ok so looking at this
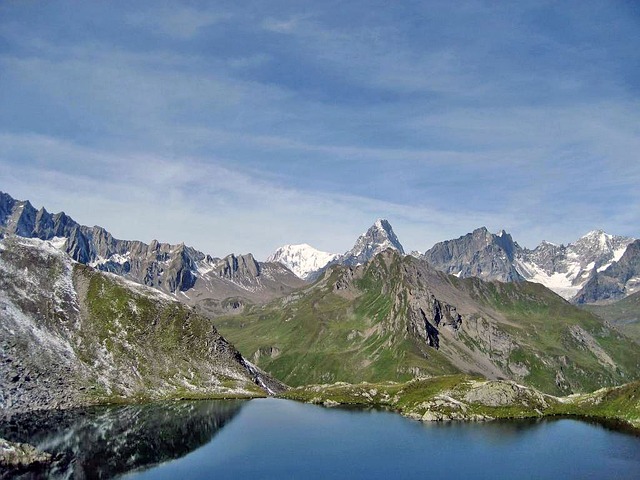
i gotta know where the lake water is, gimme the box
[2,398,640,479]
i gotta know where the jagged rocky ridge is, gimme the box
[0,236,284,417]
[421,227,522,282]
[7,191,636,305]
[339,219,405,266]
[573,239,640,304]
[420,227,636,302]
[0,192,305,315]
[216,249,640,395]
[267,217,637,304]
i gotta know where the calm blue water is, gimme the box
[2,398,640,479]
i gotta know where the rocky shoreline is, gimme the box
[0,437,53,477]
[279,375,640,432]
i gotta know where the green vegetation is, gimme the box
[216,255,461,387]
[280,377,640,431]
[582,292,640,343]
[216,252,640,395]
[73,264,268,402]
[280,375,555,422]
[550,382,640,429]
[452,277,640,394]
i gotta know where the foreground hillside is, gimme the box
[0,236,281,416]
[216,250,640,395]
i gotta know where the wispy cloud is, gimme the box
[0,1,638,256]
[126,6,231,39]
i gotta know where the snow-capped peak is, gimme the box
[341,219,405,266]
[267,244,339,280]
[515,230,635,300]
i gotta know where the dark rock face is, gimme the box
[574,240,640,304]
[216,253,260,280]
[422,227,523,282]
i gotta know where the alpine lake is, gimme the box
[2,397,640,479]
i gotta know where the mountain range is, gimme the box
[269,222,638,305]
[1,189,640,418]
[2,191,639,308]
[0,192,305,317]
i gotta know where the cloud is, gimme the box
[0,1,638,257]
[126,6,231,39]
[262,15,312,34]
[0,132,526,258]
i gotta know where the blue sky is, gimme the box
[1,1,639,258]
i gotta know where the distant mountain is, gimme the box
[339,219,405,266]
[419,226,635,302]
[573,239,640,304]
[420,227,522,282]
[267,244,339,280]
[0,236,282,416]
[268,219,404,281]
[516,230,635,300]
[3,191,636,306]
[0,191,305,314]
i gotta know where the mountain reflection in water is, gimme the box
[0,399,245,478]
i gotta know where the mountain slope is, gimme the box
[582,290,640,343]
[0,236,282,416]
[216,250,640,395]
[0,191,305,312]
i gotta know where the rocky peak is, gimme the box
[569,230,634,269]
[341,219,405,266]
[216,253,261,280]
[422,227,522,282]
[573,239,640,304]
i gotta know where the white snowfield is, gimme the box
[515,230,635,300]
[267,243,338,280]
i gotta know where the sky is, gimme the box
[1,0,639,259]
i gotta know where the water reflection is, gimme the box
[0,399,245,479]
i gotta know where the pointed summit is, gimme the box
[341,219,405,266]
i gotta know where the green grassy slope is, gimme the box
[453,278,640,393]
[0,237,272,415]
[581,291,640,343]
[216,251,640,394]
[217,254,461,386]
